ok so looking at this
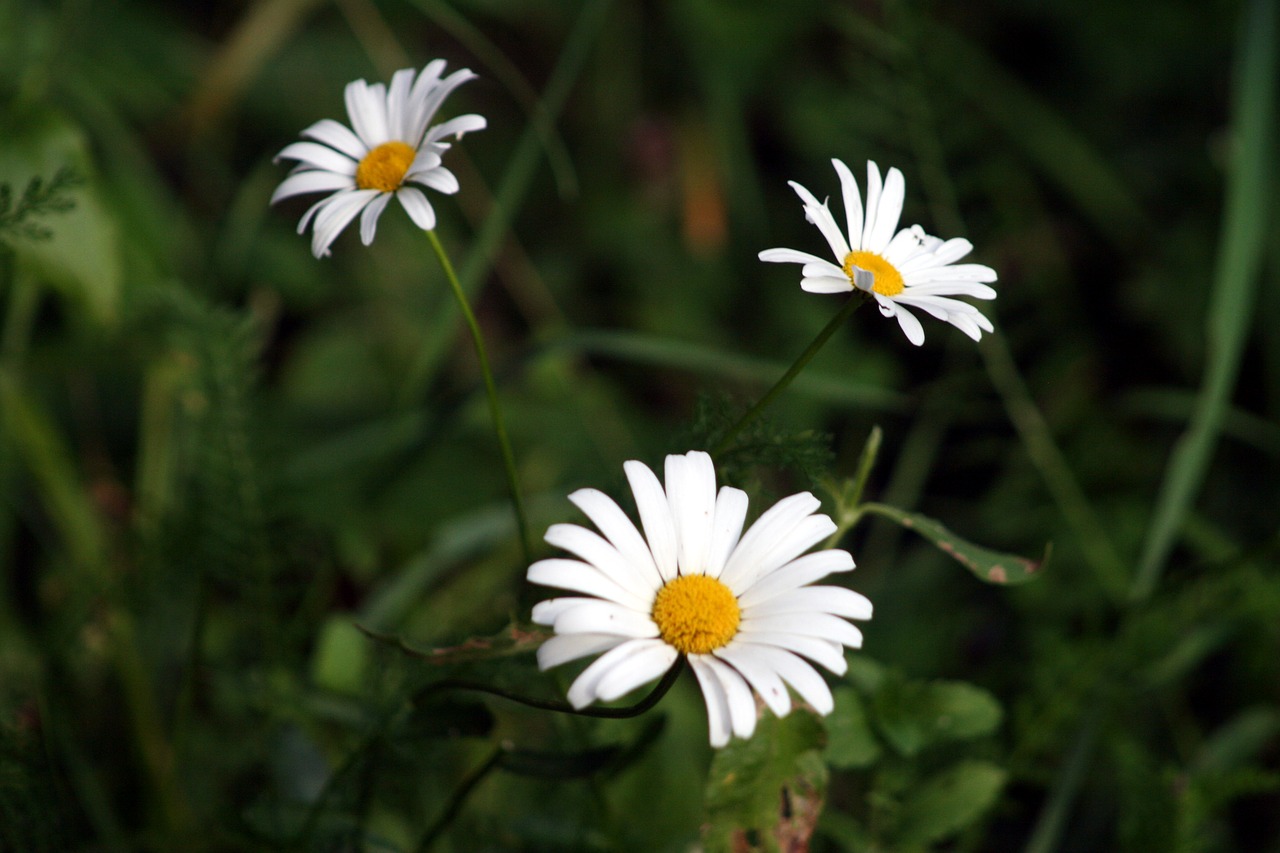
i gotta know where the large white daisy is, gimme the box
[528,450,872,747]
[759,159,998,346]
[271,60,486,258]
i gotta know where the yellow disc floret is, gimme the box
[843,250,905,297]
[355,141,417,192]
[651,574,741,655]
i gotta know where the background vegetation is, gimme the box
[1,0,1277,850]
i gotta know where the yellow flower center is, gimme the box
[651,575,740,655]
[355,141,417,192]
[843,250,904,297]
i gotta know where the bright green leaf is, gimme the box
[703,710,828,853]
[861,502,1046,584]
[892,760,1007,846]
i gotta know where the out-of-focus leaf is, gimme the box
[0,104,120,325]
[825,687,881,770]
[355,622,551,665]
[703,710,828,853]
[1192,707,1280,774]
[872,673,1002,757]
[310,617,372,696]
[861,502,1046,584]
[891,760,1007,846]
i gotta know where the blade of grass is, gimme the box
[1130,0,1276,602]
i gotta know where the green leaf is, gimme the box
[891,760,1007,846]
[861,502,1046,584]
[871,673,1003,757]
[703,710,828,853]
[0,104,121,325]
[355,622,551,665]
[310,618,372,696]
[824,687,882,770]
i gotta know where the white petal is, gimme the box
[747,514,837,585]
[412,67,479,145]
[358,192,391,245]
[300,118,368,160]
[860,161,884,253]
[905,264,999,285]
[310,189,378,258]
[426,114,487,142]
[566,640,651,709]
[801,276,854,294]
[700,655,759,740]
[928,236,974,266]
[385,67,416,142]
[689,656,732,747]
[528,558,650,610]
[901,280,998,299]
[946,311,984,341]
[832,158,864,253]
[744,586,873,621]
[801,260,849,279]
[595,641,679,702]
[666,451,716,576]
[715,644,791,718]
[733,633,848,674]
[274,141,357,175]
[625,460,679,581]
[740,612,864,649]
[737,550,856,609]
[544,523,656,604]
[344,79,387,147]
[553,599,658,639]
[758,247,835,267]
[536,632,625,670]
[395,186,436,230]
[787,180,850,261]
[707,487,748,579]
[270,170,353,204]
[720,492,821,591]
[531,596,594,626]
[892,302,926,346]
[406,148,443,175]
[868,166,905,253]
[740,645,835,715]
[568,488,662,589]
[410,166,460,195]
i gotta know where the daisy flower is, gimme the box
[271,60,486,258]
[759,159,998,346]
[528,450,872,748]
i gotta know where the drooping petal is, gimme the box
[358,192,391,245]
[890,300,926,346]
[743,645,835,715]
[310,189,378,257]
[716,644,791,718]
[594,640,679,702]
[536,632,625,670]
[689,656,732,747]
[395,186,437,230]
[426,114,487,142]
[566,640,652,709]
[732,633,848,675]
[700,655,759,740]
[409,166,460,195]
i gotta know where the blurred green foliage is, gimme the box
[1,0,1278,850]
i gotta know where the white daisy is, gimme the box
[528,450,872,748]
[271,60,486,258]
[759,159,998,346]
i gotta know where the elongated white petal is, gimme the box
[553,599,658,639]
[536,632,625,669]
[427,114,487,142]
[868,167,905,253]
[743,645,835,715]
[802,276,854,294]
[275,141,357,175]
[832,158,864,252]
[568,488,662,589]
[736,550,855,608]
[311,189,378,258]
[624,460,679,581]
[270,170,354,204]
[544,523,656,604]
[801,260,849,279]
[300,119,368,160]
[758,247,835,267]
[358,192,391,245]
[667,452,716,575]
[595,640,679,702]
[395,186,437,230]
[528,558,650,610]
[902,280,998,299]
[566,640,651,709]
[735,633,847,674]
[531,596,595,625]
[741,612,864,649]
[410,166,460,195]
[716,644,791,718]
[689,656,732,747]
[701,655,759,739]
[707,487,748,579]
[891,301,926,346]
[787,180,849,261]
[720,492,821,591]
[344,79,387,147]
[385,67,416,142]
[860,161,884,252]
[744,585,873,621]
[747,514,837,586]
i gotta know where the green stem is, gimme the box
[426,656,685,720]
[712,295,866,458]
[426,228,533,565]
[415,745,504,853]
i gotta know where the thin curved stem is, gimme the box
[426,656,686,720]
[426,228,533,564]
[711,295,867,458]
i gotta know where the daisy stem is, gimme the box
[426,657,686,720]
[426,228,533,565]
[712,294,867,458]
